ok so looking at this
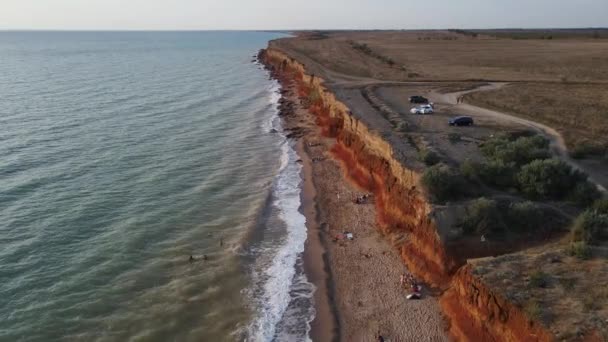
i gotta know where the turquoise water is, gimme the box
[0,31,313,341]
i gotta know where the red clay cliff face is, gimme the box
[441,265,554,342]
[259,47,554,341]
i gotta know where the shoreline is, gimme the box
[276,83,340,341]
[267,52,449,341]
[297,139,340,342]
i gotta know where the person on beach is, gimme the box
[203,254,208,261]
[189,255,195,263]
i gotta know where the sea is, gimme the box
[0,31,315,342]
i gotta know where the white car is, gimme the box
[410,104,434,114]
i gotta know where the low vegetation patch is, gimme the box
[460,197,505,235]
[421,163,464,203]
[571,209,608,245]
[448,133,461,143]
[593,199,608,213]
[529,271,550,288]
[480,134,550,166]
[517,159,584,199]
[397,122,409,132]
[466,133,600,205]
[506,201,545,232]
[568,241,592,260]
[459,198,559,236]
[349,40,396,67]
[418,149,441,166]
[478,160,517,189]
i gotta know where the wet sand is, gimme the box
[277,80,448,341]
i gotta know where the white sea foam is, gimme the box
[261,80,281,134]
[246,79,315,342]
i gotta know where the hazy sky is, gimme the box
[2,0,607,30]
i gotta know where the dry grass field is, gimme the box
[278,31,608,82]
[471,243,608,341]
[465,83,608,157]
[274,31,608,159]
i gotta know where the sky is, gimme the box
[1,0,607,30]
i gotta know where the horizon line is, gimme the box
[1,27,608,32]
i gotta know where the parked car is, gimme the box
[410,104,434,114]
[449,116,474,126]
[409,95,429,104]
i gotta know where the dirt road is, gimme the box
[431,84,607,192]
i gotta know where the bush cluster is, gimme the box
[460,159,478,182]
[507,201,545,232]
[460,198,505,234]
[418,149,441,166]
[459,198,549,236]
[517,159,584,199]
[448,133,461,143]
[480,134,550,165]
[568,241,592,260]
[529,271,549,288]
[571,209,608,245]
[421,163,464,203]
[397,122,409,132]
[467,134,601,206]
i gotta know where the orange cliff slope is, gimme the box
[258,47,555,342]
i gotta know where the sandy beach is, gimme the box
[275,70,449,341]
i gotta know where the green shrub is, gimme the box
[529,271,549,288]
[481,134,550,166]
[418,149,441,166]
[507,201,544,232]
[460,197,506,235]
[516,159,583,199]
[568,242,591,260]
[571,210,608,245]
[421,163,462,203]
[397,122,409,132]
[478,160,516,189]
[480,134,510,157]
[593,199,608,214]
[448,133,461,143]
[460,159,479,181]
[569,181,601,207]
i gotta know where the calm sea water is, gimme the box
[0,31,314,342]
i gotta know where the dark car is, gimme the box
[449,116,474,126]
[409,95,429,104]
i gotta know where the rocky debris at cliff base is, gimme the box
[354,193,373,204]
[285,127,307,139]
